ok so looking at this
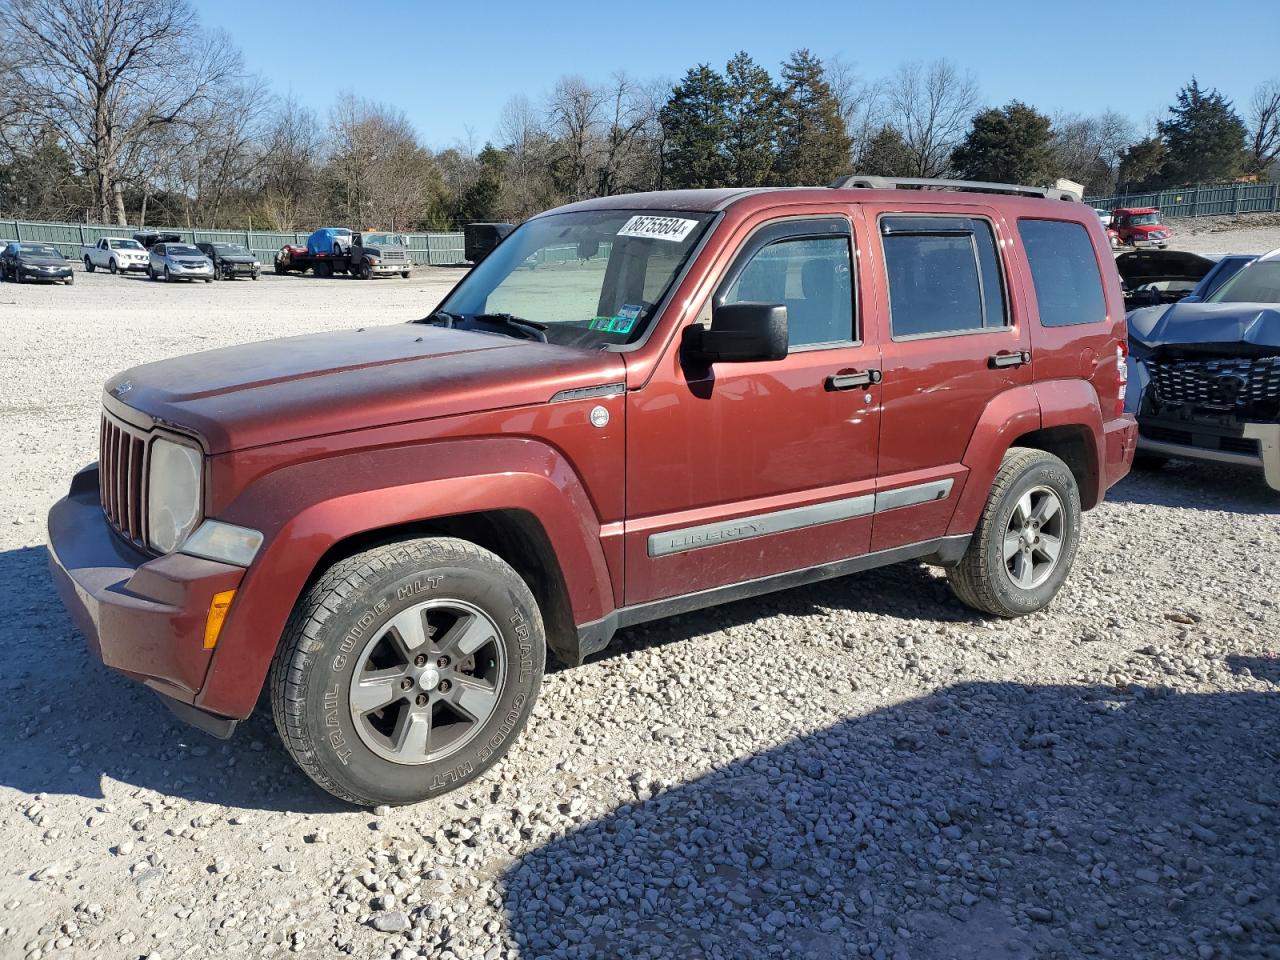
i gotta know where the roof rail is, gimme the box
[829,174,1079,202]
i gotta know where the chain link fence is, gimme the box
[0,220,466,266]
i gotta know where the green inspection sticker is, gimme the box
[609,303,644,334]
[589,316,613,330]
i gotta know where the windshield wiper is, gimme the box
[417,310,548,343]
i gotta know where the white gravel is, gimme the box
[1158,212,1280,256]
[1,264,1278,960]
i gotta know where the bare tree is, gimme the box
[594,73,661,196]
[1248,79,1280,177]
[825,54,885,169]
[3,0,241,223]
[1051,110,1134,196]
[885,59,980,177]
[326,95,438,230]
[547,75,605,202]
[256,97,325,230]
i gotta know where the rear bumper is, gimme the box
[1138,420,1280,490]
[46,466,245,724]
[1103,414,1138,490]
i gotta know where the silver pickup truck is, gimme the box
[81,237,150,274]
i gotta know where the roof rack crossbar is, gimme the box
[830,174,1078,202]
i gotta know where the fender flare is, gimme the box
[196,437,615,719]
[948,380,1105,537]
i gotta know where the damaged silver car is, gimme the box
[1126,249,1280,491]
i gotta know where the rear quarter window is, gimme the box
[1017,219,1107,327]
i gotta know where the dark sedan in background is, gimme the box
[0,241,74,284]
[196,241,262,280]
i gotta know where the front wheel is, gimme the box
[947,447,1081,617]
[359,261,372,280]
[270,537,545,806]
[109,258,118,274]
[164,266,172,282]
[65,273,74,285]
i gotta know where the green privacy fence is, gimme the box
[1084,181,1280,218]
[0,219,467,266]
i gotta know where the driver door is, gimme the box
[623,214,883,605]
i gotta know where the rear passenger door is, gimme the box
[860,204,1032,553]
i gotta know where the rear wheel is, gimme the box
[84,257,95,273]
[948,447,1081,617]
[270,537,545,806]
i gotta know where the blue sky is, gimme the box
[202,0,1280,148]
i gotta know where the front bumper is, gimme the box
[1138,419,1280,491]
[369,262,411,275]
[46,466,245,728]
[21,266,73,280]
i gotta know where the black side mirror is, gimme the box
[686,302,788,363]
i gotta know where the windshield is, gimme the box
[1125,213,1162,226]
[1208,261,1280,304]
[438,209,716,347]
[19,243,62,258]
[109,239,143,250]
[362,233,406,246]
[168,245,203,257]
[213,244,250,256]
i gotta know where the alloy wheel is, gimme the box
[348,598,507,765]
[1003,485,1065,590]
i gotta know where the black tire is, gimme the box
[164,266,172,282]
[947,447,1081,618]
[401,271,410,279]
[332,242,343,257]
[84,257,95,273]
[270,537,545,806]
[315,261,331,278]
[65,273,74,285]
[108,258,118,274]
[359,261,372,280]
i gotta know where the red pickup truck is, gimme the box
[47,176,1136,805]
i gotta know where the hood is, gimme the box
[20,255,68,266]
[362,245,406,257]
[1128,300,1280,354]
[104,323,625,454]
[1115,250,1214,286]
[218,254,257,264]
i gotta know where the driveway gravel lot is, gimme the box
[1,262,1278,960]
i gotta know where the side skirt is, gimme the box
[573,533,971,662]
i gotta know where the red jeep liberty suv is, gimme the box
[47,176,1137,805]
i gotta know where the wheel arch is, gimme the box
[196,438,617,719]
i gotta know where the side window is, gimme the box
[881,216,1008,338]
[720,231,855,348]
[1017,219,1107,327]
[154,244,164,255]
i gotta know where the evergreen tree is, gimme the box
[1117,137,1166,192]
[774,49,852,186]
[950,101,1055,185]
[659,65,731,189]
[858,126,917,177]
[723,52,780,187]
[1158,79,1248,184]
[455,144,504,223]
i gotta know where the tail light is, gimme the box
[1116,342,1128,416]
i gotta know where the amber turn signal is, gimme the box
[203,589,236,649]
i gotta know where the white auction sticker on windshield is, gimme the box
[617,215,699,242]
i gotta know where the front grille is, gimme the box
[1148,356,1280,418]
[381,251,408,263]
[100,413,149,548]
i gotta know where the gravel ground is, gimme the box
[1157,212,1280,256]
[1,265,1278,960]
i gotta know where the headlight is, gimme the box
[147,437,203,553]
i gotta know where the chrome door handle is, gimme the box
[827,369,882,391]
[989,351,1031,369]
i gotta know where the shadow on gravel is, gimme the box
[1229,654,1280,685]
[1111,461,1280,513]
[501,681,1280,960]
[0,545,345,812]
